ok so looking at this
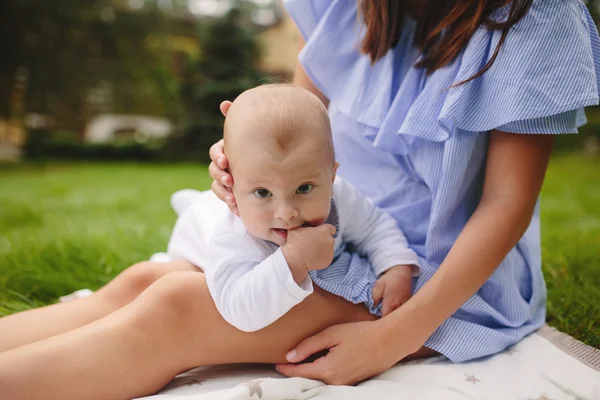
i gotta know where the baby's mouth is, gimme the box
[273,223,311,240]
[273,228,288,240]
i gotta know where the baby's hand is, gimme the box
[282,224,336,283]
[372,265,414,317]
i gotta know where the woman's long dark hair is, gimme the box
[359,0,533,85]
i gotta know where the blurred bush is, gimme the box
[10,1,600,161]
[553,107,600,155]
[16,2,265,162]
[0,0,177,135]
[168,7,264,162]
[24,128,168,161]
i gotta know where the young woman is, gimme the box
[1,1,597,399]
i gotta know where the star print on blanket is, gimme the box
[137,326,600,400]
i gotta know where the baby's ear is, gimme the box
[332,161,339,184]
[220,101,233,117]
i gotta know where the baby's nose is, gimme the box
[275,204,298,221]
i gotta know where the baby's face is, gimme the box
[230,144,335,246]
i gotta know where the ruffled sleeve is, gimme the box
[285,0,600,155]
[439,0,600,135]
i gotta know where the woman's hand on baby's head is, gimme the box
[209,100,237,214]
[209,139,238,216]
[282,224,336,274]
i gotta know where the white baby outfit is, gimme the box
[165,177,419,332]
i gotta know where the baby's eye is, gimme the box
[253,188,272,198]
[296,184,313,195]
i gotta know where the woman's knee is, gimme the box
[141,271,212,321]
[98,261,183,306]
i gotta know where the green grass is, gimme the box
[0,156,599,348]
[0,163,212,313]
[539,155,600,347]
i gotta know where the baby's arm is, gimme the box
[205,233,313,332]
[335,178,420,276]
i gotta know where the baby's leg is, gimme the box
[0,260,198,353]
[0,272,375,400]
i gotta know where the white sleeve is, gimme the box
[205,233,313,332]
[335,178,420,277]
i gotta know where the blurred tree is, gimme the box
[174,4,263,160]
[0,0,177,135]
[587,0,600,22]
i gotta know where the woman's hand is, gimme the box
[209,101,238,216]
[275,320,422,385]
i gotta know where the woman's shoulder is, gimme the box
[399,0,600,138]
[283,0,591,41]
[450,0,600,130]
[283,0,353,41]
[510,0,588,22]
[283,0,600,147]
[500,0,593,50]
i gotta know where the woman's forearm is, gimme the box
[380,132,554,356]
[381,196,535,349]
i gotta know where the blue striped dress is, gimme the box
[284,0,600,362]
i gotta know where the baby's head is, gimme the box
[224,84,337,246]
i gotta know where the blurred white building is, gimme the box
[85,114,173,143]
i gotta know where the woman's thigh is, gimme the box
[181,279,438,366]
[135,271,377,367]
[217,288,377,364]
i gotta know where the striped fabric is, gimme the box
[310,249,382,316]
[284,0,600,362]
[308,196,384,316]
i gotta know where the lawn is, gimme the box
[0,155,599,348]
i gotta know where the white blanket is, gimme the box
[137,326,600,400]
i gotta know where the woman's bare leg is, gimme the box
[0,260,198,352]
[0,271,378,400]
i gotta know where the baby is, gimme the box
[166,84,420,332]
